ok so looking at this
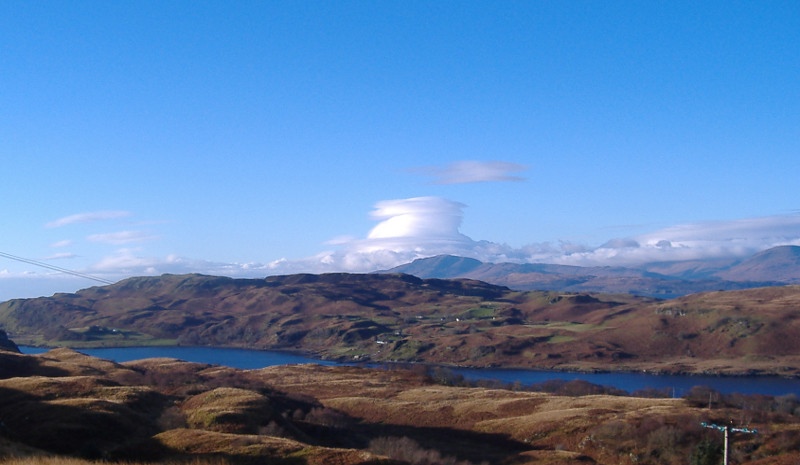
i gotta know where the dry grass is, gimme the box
[3,349,800,465]
[181,388,273,434]
[0,458,230,465]
[154,428,305,456]
[154,429,390,465]
[258,364,800,465]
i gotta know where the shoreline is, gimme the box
[18,343,800,382]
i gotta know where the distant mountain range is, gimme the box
[381,245,800,298]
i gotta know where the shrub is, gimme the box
[157,405,187,430]
[425,366,466,387]
[646,425,683,462]
[258,420,285,437]
[684,386,722,408]
[302,407,354,428]
[691,439,722,465]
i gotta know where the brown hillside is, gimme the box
[0,349,393,464]
[3,349,800,465]
[2,274,800,375]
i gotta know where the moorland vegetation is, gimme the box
[1,273,800,376]
[1,344,800,465]
[3,271,800,464]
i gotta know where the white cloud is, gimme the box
[90,248,161,273]
[551,214,800,266]
[50,239,73,248]
[367,197,470,242]
[229,200,800,274]
[637,215,800,248]
[8,198,800,302]
[46,210,131,228]
[331,197,475,267]
[81,251,272,281]
[87,230,158,245]
[414,160,527,184]
[299,206,800,272]
[44,252,78,260]
[251,197,539,272]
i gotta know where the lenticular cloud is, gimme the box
[310,197,479,270]
[367,197,469,242]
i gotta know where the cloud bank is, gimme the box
[5,200,800,301]
[264,199,800,274]
[73,201,800,279]
[290,200,800,273]
[555,215,800,267]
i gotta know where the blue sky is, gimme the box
[2,1,799,300]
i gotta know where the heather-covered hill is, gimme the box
[3,273,800,375]
[2,347,800,465]
[0,348,395,464]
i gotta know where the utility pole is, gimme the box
[701,422,757,465]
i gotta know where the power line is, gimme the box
[0,251,115,285]
[701,422,757,465]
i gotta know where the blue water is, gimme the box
[19,345,335,369]
[451,367,800,398]
[19,346,800,397]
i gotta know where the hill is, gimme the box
[0,347,393,464]
[2,273,800,376]
[382,245,800,297]
[1,347,800,465]
[716,245,800,282]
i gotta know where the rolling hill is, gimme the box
[2,272,800,376]
[3,346,800,465]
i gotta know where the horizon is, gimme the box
[3,1,799,301]
[2,243,798,302]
